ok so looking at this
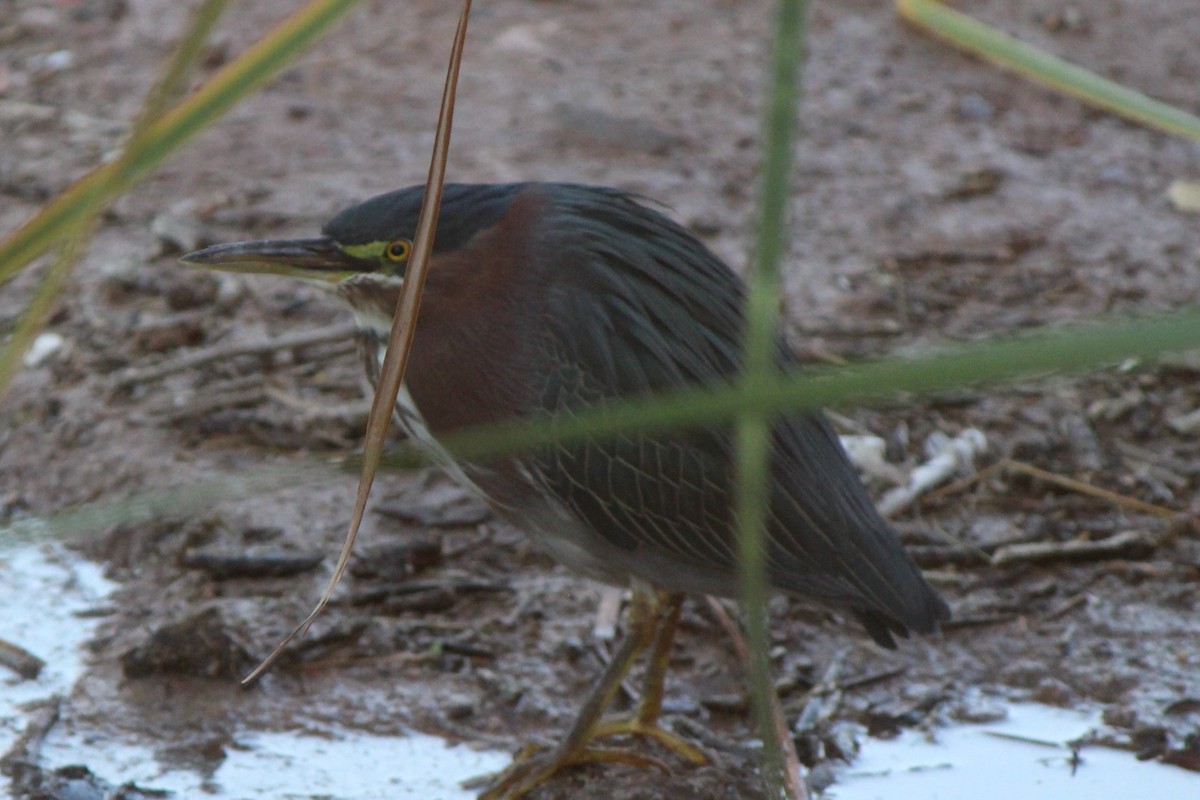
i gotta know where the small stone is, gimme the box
[702,692,747,714]
[1058,413,1103,471]
[1167,408,1200,435]
[1086,389,1144,422]
[951,696,1008,724]
[1008,430,1053,460]
[445,698,476,720]
[1131,724,1169,760]
[864,701,922,736]
[1102,705,1138,729]
[164,274,219,311]
[17,6,61,32]
[1032,677,1074,707]
[955,92,994,122]
[944,167,1004,200]
[287,103,315,121]
[351,539,443,581]
[998,658,1046,689]
[42,50,74,72]
[120,607,253,679]
[491,21,562,56]
[1076,669,1138,703]
[806,762,838,794]
[132,317,205,353]
[825,722,861,762]
[23,331,66,368]
[550,102,682,156]
[152,206,207,254]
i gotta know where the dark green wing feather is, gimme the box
[528,185,948,644]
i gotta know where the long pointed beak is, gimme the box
[180,237,372,283]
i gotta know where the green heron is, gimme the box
[182,182,949,798]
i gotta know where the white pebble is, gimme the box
[43,50,74,71]
[23,331,66,368]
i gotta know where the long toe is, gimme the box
[591,716,708,766]
[476,741,671,800]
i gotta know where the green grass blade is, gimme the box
[0,234,87,400]
[0,0,231,400]
[434,309,1200,467]
[134,0,230,134]
[897,0,1200,141]
[738,0,808,795]
[0,0,362,286]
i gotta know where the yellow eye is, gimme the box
[384,239,412,263]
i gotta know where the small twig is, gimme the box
[0,697,60,772]
[992,529,1163,567]
[111,322,356,389]
[1000,459,1180,519]
[924,457,1181,520]
[146,378,266,422]
[705,597,809,800]
[877,429,988,517]
[593,586,624,641]
[905,543,993,568]
[838,665,907,692]
[941,613,1019,630]
[983,730,1064,749]
[299,647,443,672]
[380,578,511,596]
[1042,592,1090,621]
[791,653,845,735]
[180,550,324,580]
[0,638,45,680]
[264,387,371,424]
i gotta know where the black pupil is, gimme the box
[390,243,405,259]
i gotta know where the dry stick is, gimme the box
[836,665,907,692]
[1000,458,1180,519]
[1042,592,1089,621]
[244,0,473,684]
[920,457,1181,520]
[992,529,1164,567]
[0,698,60,772]
[111,323,356,389]
[0,638,45,680]
[919,458,1184,567]
[705,596,809,800]
[151,383,266,423]
[301,649,443,671]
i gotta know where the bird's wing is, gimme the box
[528,186,947,640]
[529,186,743,570]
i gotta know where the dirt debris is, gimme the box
[3,0,1200,797]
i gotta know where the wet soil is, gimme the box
[3,0,1200,797]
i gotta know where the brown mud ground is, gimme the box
[3,0,1200,797]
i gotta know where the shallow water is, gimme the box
[4,545,1195,799]
[0,544,507,799]
[834,702,1197,800]
[40,726,509,799]
[0,544,114,730]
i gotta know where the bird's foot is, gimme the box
[474,718,706,800]
[476,741,668,800]
[591,715,708,766]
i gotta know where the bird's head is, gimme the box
[180,183,525,331]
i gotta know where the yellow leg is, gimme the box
[477,591,707,800]
[591,593,707,764]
